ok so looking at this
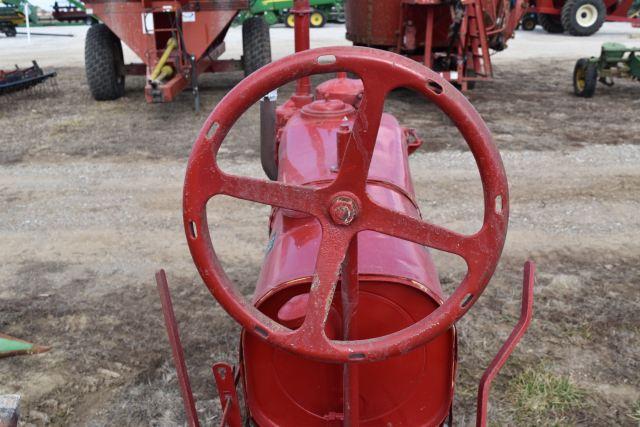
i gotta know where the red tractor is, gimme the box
[156,2,536,425]
[527,0,640,36]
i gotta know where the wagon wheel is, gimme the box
[183,47,509,363]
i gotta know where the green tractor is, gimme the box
[574,42,640,97]
[0,1,25,37]
[237,0,344,27]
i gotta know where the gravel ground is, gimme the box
[1,26,639,427]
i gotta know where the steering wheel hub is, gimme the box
[329,195,359,225]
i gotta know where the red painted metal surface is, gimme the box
[344,0,525,89]
[183,46,509,364]
[155,270,200,427]
[172,13,534,424]
[212,363,242,427]
[476,261,535,427]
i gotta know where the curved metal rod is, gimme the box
[476,261,535,427]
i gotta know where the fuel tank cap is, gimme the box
[301,99,355,118]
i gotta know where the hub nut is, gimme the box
[329,196,359,226]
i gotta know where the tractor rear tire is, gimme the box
[243,17,272,77]
[84,23,125,101]
[310,11,326,27]
[538,13,564,33]
[561,0,605,36]
[573,58,598,97]
[285,13,295,28]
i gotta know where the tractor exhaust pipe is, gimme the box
[260,90,278,180]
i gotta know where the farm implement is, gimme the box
[0,61,57,96]
[155,1,536,425]
[574,42,640,97]
[344,0,526,90]
[526,0,640,35]
[0,3,23,37]
[236,0,344,27]
[83,0,271,106]
[0,333,49,358]
[52,0,96,25]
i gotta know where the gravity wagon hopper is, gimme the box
[83,0,271,106]
[343,0,527,90]
[154,2,536,425]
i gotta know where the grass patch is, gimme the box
[508,364,586,425]
[630,400,640,422]
[49,117,86,136]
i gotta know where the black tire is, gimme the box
[5,26,17,37]
[84,23,125,101]
[538,13,564,33]
[521,16,537,31]
[310,10,326,27]
[561,0,605,36]
[573,58,598,97]
[242,17,271,77]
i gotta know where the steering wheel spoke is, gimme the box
[289,227,352,345]
[218,173,319,215]
[334,80,389,190]
[364,203,475,260]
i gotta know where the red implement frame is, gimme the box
[156,261,535,425]
[476,261,535,426]
[155,270,199,427]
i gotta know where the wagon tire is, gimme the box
[538,13,564,33]
[85,23,125,101]
[521,15,537,31]
[562,0,605,36]
[573,58,598,97]
[243,16,272,77]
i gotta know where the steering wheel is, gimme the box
[183,46,509,363]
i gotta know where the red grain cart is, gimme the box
[344,0,526,90]
[529,0,639,36]
[83,0,271,106]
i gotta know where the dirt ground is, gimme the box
[1,57,639,426]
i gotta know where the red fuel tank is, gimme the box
[242,79,456,426]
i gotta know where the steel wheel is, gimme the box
[183,47,509,363]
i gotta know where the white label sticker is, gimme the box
[142,13,154,34]
[182,11,195,22]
